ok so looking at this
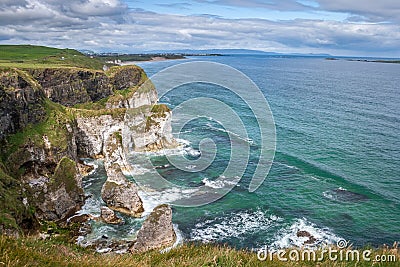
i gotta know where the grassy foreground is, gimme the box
[0,235,399,267]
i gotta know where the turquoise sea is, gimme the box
[80,55,400,250]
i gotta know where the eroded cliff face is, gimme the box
[27,65,147,107]
[0,69,46,140]
[0,65,177,235]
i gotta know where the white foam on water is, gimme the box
[271,218,340,250]
[81,158,100,176]
[138,187,199,217]
[190,209,283,243]
[128,164,155,175]
[205,122,253,145]
[77,195,103,216]
[322,191,337,201]
[184,146,201,157]
[275,161,298,170]
[176,138,191,146]
[201,176,238,189]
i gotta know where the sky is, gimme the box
[0,0,399,57]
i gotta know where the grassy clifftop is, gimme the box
[0,45,105,70]
[1,235,399,267]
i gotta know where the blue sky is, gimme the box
[0,0,399,57]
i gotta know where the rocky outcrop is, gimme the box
[28,66,148,107]
[28,68,112,106]
[100,206,123,225]
[109,65,144,91]
[0,64,177,237]
[28,157,85,221]
[130,204,176,253]
[0,69,46,140]
[76,115,124,158]
[76,105,177,157]
[106,81,158,109]
[101,164,144,217]
[123,104,178,152]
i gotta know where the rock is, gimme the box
[0,65,176,235]
[100,206,123,225]
[28,68,113,106]
[0,69,46,140]
[67,214,92,224]
[76,115,124,158]
[104,131,126,171]
[297,230,312,238]
[130,204,176,253]
[124,104,178,152]
[297,230,317,245]
[101,164,144,217]
[32,157,85,221]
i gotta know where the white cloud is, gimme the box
[0,0,399,56]
[316,0,400,22]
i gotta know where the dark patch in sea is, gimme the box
[324,187,369,202]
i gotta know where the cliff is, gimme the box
[0,65,176,235]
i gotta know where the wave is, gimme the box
[190,209,283,243]
[201,176,238,189]
[271,218,340,250]
[81,158,100,176]
[138,187,199,217]
[204,121,255,145]
[184,146,201,158]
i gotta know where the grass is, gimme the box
[0,45,105,70]
[0,235,398,267]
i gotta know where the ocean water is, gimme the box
[80,55,400,250]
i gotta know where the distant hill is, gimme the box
[0,45,105,69]
[145,48,332,57]
[145,48,279,55]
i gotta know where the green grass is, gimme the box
[0,235,399,267]
[0,45,105,70]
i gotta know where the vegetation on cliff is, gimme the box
[0,45,106,70]
[0,46,153,235]
[1,234,399,267]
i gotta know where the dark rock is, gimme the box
[297,230,317,245]
[0,69,46,140]
[297,230,312,238]
[28,68,112,106]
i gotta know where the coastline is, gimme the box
[119,56,187,65]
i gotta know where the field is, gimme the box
[0,45,105,69]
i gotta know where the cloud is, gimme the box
[156,2,192,10]
[0,0,399,56]
[194,0,310,11]
[315,0,400,22]
[0,0,128,26]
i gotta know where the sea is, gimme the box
[78,55,400,251]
